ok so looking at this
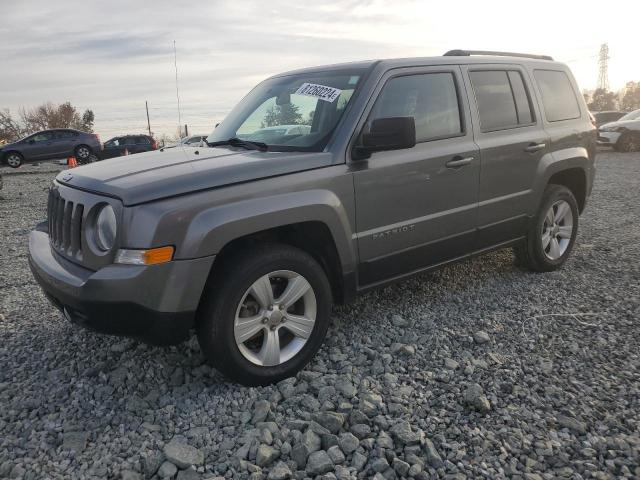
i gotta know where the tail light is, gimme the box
[588,112,597,128]
[150,138,157,150]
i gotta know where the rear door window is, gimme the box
[55,130,77,139]
[135,136,150,145]
[469,70,534,131]
[533,70,581,122]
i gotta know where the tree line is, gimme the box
[587,82,640,112]
[0,102,94,144]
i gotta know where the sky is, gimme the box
[1,0,639,138]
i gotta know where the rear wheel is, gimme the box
[197,244,332,385]
[616,133,640,152]
[514,184,579,272]
[4,152,23,168]
[74,145,92,162]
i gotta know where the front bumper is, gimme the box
[597,131,621,146]
[28,223,215,345]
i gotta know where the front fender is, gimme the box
[177,189,357,273]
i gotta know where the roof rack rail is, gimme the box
[443,49,553,61]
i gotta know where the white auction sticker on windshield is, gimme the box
[295,83,342,103]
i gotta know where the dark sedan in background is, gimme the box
[0,129,102,168]
[100,134,157,159]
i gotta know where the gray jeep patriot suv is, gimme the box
[29,50,596,385]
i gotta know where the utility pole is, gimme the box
[597,43,610,91]
[173,40,183,137]
[145,101,151,136]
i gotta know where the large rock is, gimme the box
[463,383,491,413]
[359,393,384,417]
[338,432,359,454]
[306,450,334,476]
[327,445,345,464]
[62,431,89,454]
[389,421,421,445]
[291,443,310,469]
[157,461,178,479]
[557,415,587,434]
[267,461,292,480]
[312,412,345,434]
[424,438,444,468]
[163,439,204,469]
[252,400,271,424]
[300,429,322,453]
[473,331,490,345]
[256,444,280,467]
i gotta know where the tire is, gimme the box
[74,145,92,162]
[616,133,640,152]
[79,153,99,165]
[197,243,333,386]
[514,184,579,272]
[4,152,23,168]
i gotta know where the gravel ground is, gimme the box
[0,150,638,480]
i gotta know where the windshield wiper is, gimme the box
[207,137,268,152]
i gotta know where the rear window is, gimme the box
[534,70,581,122]
[469,70,534,131]
[135,136,150,145]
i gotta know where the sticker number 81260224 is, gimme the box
[294,83,343,103]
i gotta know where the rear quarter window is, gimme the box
[534,70,581,122]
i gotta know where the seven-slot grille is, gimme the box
[47,189,84,259]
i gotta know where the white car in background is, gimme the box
[165,135,209,148]
[238,125,311,142]
[597,109,640,152]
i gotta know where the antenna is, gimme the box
[173,40,183,136]
[597,43,609,91]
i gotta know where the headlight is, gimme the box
[95,204,117,251]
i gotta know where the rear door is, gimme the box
[353,66,480,287]
[462,65,549,248]
[53,130,76,157]
[135,135,151,152]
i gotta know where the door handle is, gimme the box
[445,156,474,168]
[524,142,546,153]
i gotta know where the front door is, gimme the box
[353,66,480,287]
[25,131,55,160]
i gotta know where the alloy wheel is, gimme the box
[234,270,317,366]
[6,154,21,167]
[541,199,574,260]
[76,147,90,159]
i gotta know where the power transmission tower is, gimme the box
[597,43,609,91]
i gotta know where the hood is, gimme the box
[0,141,18,150]
[55,146,333,205]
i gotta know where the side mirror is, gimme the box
[354,117,416,160]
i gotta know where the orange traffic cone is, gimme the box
[67,156,78,168]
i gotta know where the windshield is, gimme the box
[619,109,640,121]
[207,69,366,152]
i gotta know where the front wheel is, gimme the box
[4,152,23,168]
[616,133,640,152]
[197,244,332,386]
[514,184,579,272]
